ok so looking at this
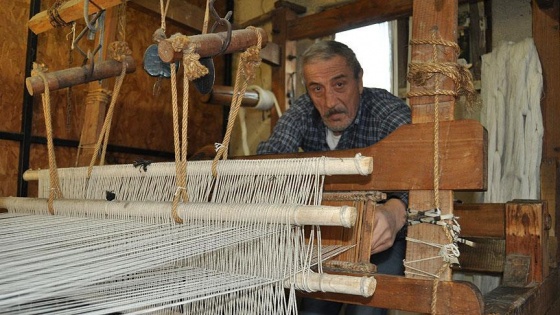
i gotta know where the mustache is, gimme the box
[324,107,348,118]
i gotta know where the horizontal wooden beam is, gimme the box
[28,0,123,34]
[158,28,268,63]
[484,267,560,314]
[256,119,487,191]
[299,274,484,314]
[287,0,412,40]
[455,203,506,238]
[128,0,204,34]
[25,55,136,95]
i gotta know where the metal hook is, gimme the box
[208,0,233,55]
[83,0,103,32]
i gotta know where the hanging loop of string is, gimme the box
[85,42,132,180]
[211,26,263,177]
[168,36,210,223]
[31,63,64,215]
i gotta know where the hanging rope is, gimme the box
[211,26,263,177]
[404,28,479,315]
[168,34,209,223]
[48,0,72,28]
[31,63,64,215]
[85,41,132,178]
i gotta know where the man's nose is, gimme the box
[325,88,337,109]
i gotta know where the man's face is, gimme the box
[303,55,363,135]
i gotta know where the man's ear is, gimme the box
[358,69,364,94]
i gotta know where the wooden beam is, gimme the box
[25,56,135,95]
[455,203,505,238]
[28,0,123,34]
[484,267,560,314]
[299,274,483,314]
[128,0,205,34]
[286,0,412,40]
[270,5,298,129]
[255,119,487,192]
[506,200,550,283]
[405,0,459,283]
[157,28,268,63]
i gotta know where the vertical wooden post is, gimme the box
[270,2,301,129]
[532,0,560,266]
[76,7,120,166]
[405,0,458,282]
[505,200,550,284]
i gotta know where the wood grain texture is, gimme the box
[255,119,487,192]
[406,0,459,282]
[506,200,549,283]
[28,0,123,34]
[300,274,483,314]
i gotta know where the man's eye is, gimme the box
[312,86,322,92]
[335,82,345,88]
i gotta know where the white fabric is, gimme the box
[326,129,342,150]
[480,37,544,203]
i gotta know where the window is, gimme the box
[335,22,395,94]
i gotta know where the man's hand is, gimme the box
[371,198,407,254]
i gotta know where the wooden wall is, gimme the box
[0,0,227,197]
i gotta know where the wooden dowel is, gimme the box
[28,0,123,34]
[25,55,136,95]
[201,85,260,107]
[290,273,376,297]
[22,156,373,182]
[0,197,357,228]
[158,28,268,63]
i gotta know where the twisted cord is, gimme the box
[48,0,71,28]
[31,63,64,215]
[86,44,131,178]
[211,27,262,176]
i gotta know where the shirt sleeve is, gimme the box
[256,106,305,154]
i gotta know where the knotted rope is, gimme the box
[48,0,72,28]
[31,63,64,215]
[168,34,209,223]
[211,26,262,177]
[86,41,132,179]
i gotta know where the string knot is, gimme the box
[183,52,209,81]
[108,41,132,62]
[152,27,167,43]
[169,33,190,52]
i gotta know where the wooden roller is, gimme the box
[158,28,268,63]
[25,55,136,95]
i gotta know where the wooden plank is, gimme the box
[287,0,412,40]
[128,0,204,34]
[455,237,505,273]
[299,274,483,314]
[506,200,550,283]
[455,203,505,238]
[76,7,120,167]
[271,6,298,130]
[255,119,487,191]
[533,0,560,160]
[484,267,560,315]
[28,0,123,34]
[405,0,459,284]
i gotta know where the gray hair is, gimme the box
[300,40,363,80]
